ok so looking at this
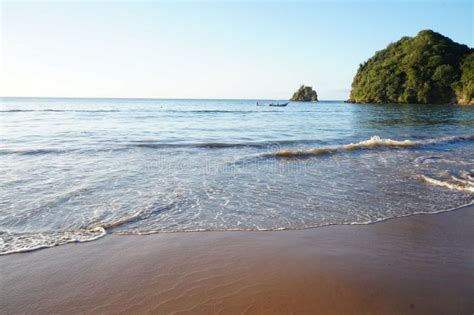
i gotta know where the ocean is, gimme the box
[1,97,473,254]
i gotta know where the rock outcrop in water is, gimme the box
[348,30,473,105]
[290,85,318,102]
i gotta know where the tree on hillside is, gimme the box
[349,30,471,104]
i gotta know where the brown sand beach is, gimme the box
[1,205,473,315]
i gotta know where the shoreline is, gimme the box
[2,202,472,256]
[1,206,473,314]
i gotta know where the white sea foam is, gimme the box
[0,227,106,255]
[266,136,416,158]
[265,135,474,158]
[418,175,474,193]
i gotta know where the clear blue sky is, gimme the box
[1,0,472,100]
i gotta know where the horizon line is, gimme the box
[0,96,345,102]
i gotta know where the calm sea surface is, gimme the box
[1,98,473,254]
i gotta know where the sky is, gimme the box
[0,1,472,100]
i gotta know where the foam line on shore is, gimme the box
[0,227,106,255]
[3,201,472,256]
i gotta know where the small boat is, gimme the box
[269,102,289,107]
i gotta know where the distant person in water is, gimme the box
[256,101,260,106]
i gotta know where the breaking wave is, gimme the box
[262,135,474,158]
[418,175,474,193]
[2,135,472,157]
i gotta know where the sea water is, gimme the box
[1,98,473,254]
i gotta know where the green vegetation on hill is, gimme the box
[454,52,474,105]
[290,85,318,102]
[348,30,472,105]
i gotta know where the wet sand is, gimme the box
[1,206,473,314]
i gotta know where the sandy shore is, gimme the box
[1,206,473,314]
